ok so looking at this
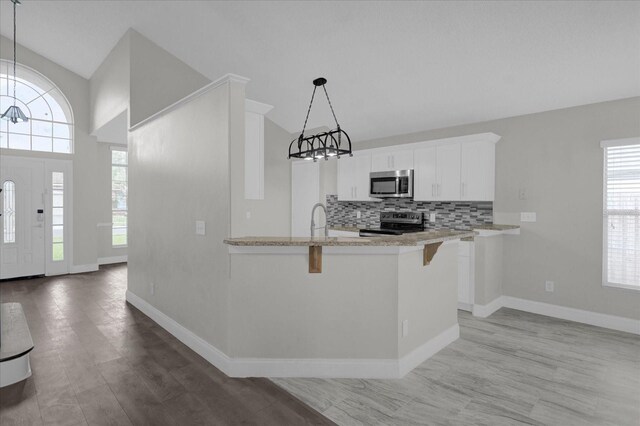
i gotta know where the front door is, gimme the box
[1,157,46,279]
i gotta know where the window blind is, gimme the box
[603,143,640,288]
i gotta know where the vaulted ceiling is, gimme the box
[1,1,638,141]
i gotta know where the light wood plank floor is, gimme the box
[274,308,640,425]
[0,264,334,426]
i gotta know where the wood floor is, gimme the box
[275,309,640,425]
[0,264,335,426]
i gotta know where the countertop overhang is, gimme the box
[223,229,477,247]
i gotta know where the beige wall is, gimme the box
[128,30,210,128]
[397,242,458,357]
[231,117,293,237]
[89,32,130,134]
[356,97,640,320]
[128,83,233,351]
[1,36,99,268]
[473,235,504,305]
[228,250,399,358]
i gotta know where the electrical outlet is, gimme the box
[518,188,526,200]
[429,213,436,223]
[150,282,155,295]
[246,211,251,219]
[521,212,537,222]
[545,280,554,292]
[356,211,361,219]
[402,319,409,337]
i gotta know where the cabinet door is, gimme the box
[390,149,414,171]
[337,155,356,201]
[354,153,374,201]
[371,149,414,172]
[461,141,495,201]
[371,152,392,172]
[413,147,437,201]
[436,143,461,200]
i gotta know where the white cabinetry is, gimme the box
[371,149,414,172]
[291,161,320,236]
[413,143,461,201]
[460,141,495,201]
[337,152,376,201]
[244,99,273,200]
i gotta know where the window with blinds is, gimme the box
[602,139,640,290]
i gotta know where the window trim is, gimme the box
[600,137,640,291]
[111,147,128,248]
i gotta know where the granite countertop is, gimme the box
[224,229,477,247]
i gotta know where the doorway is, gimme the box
[1,156,72,279]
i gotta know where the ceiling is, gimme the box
[1,1,638,142]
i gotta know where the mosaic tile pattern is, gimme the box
[326,194,493,230]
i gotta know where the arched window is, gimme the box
[0,59,74,153]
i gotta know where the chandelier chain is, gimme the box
[12,0,17,106]
[322,86,340,129]
[300,86,317,138]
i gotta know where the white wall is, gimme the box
[1,36,99,268]
[128,81,235,352]
[356,97,640,320]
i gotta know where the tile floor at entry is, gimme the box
[1,264,639,426]
[0,264,334,425]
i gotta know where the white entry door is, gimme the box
[1,157,46,279]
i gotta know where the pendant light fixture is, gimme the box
[288,77,351,161]
[1,0,29,124]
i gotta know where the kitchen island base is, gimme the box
[225,241,460,378]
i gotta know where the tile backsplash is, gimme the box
[326,195,493,230]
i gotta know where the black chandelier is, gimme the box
[288,77,352,161]
[1,0,29,124]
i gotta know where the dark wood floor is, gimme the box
[0,264,335,426]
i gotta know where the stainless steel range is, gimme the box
[359,212,425,237]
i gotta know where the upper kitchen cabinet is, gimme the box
[414,143,461,201]
[413,133,499,202]
[338,152,377,201]
[460,140,495,201]
[371,149,414,172]
[244,99,274,200]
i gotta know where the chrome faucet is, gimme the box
[310,203,329,237]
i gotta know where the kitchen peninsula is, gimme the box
[223,229,475,378]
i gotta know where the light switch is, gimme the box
[520,212,536,222]
[195,220,206,235]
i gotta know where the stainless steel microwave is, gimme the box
[369,169,414,198]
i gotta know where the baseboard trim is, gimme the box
[457,302,473,312]
[98,255,128,265]
[472,296,505,318]
[471,295,639,335]
[398,324,459,377]
[125,290,458,378]
[125,291,233,376]
[502,296,640,335]
[69,263,99,274]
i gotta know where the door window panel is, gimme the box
[3,180,15,243]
